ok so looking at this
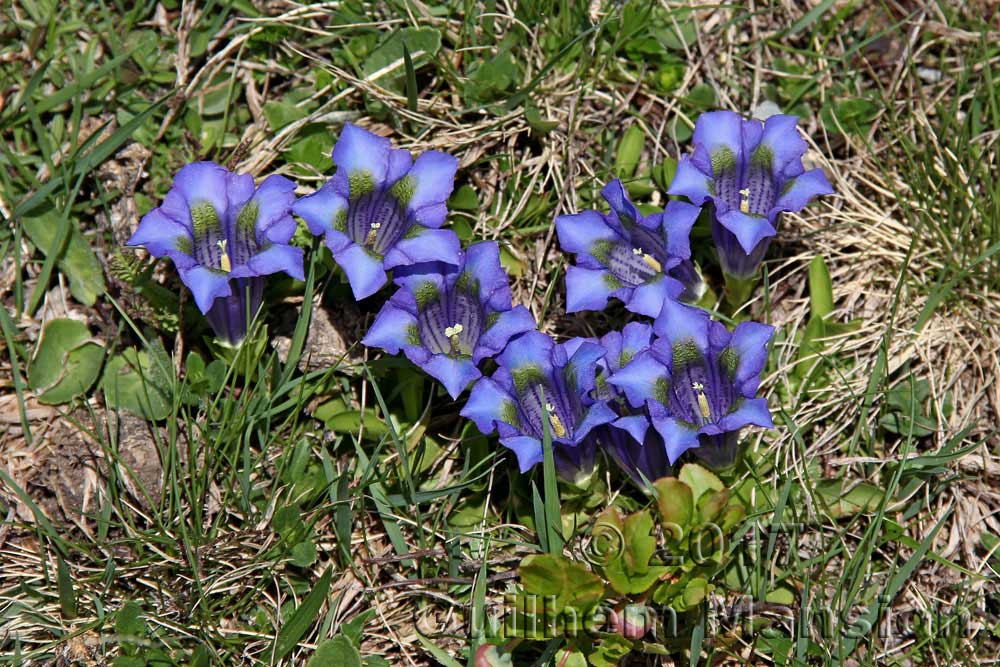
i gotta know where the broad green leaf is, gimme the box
[614,124,645,178]
[21,207,106,306]
[808,255,834,320]
[308,636,360,667]
[101,346,172,421]
[678,463,723,507]
[653,477,693,536]
[27,319,103,404]
[290,540,318,567]
[264,100,309,132]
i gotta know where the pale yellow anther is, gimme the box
[739,188,751,214]
[444,323,464,354]
[217,240,231,273]
[545,402,567,438]
[642,254,662,273]
[692,381,711,420]
[632,247,663,273]
[365,222,382,246]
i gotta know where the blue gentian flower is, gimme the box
[362,241,536,399]
[555,179,703,317]
[292,124,461,300]
[609,298,774,468]
[461,331,618,481]
[668,110,834,279]
[565,323,672,486]
[127,162,303,345]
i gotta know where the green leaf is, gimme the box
[808,255,834,320]
[273,567,333,661]
[519,554,604,615]
[290,540,318,568]
[116,600,145,641]
[27,319,103,404]
[263,100,309,132]
[101,346,172,421]
[653,477,693,536]
[678,463,723,506]
[56,555,77,619]
[525,104,558,134]
[588,635,633,667]
[448,184,480,211]
[21,207,106,306]
[614,124,645,178]
[309,636,360,667]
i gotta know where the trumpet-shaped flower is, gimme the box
[556,179,702,317]
[363,241,536,399]
[566,323,672,486]
[292,124,461,299]
[127,162,303,345]
[668,110,834,278]
[461,331,617,481]
[609,299,774,468]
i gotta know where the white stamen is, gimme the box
[445,323,464,354]
[632,247,643,255]
[739,187,751,214]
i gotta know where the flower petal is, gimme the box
[772,168,834,214]
[404,151,458,212]
[625,274,684,318]
[250,174,298,243]
[292,183,349,238]
[333,243,387,299]
[500,435,544,472]
[419,354,482,400]
[332,124,392,190]
[382,228,462,270]
[662,200,700,259]
[612,414,651,444]
[461,376,516,435]
[128,208,193,259]
[171,162,232,220]
[728,321,774,395]
[652,297,712,355]
[601,179,642,226]
[573,401,619,444]
[716,209,777,254]
[475,306,536,361]
[716,397,774,432]
[555,210,618,255]
[758,114,807,175]
[362,301,419,355]
[387,148,414,184]
[564,265,619,313]
[667,156,713,204]
[651,415,701,464]
[463,241,512,308]
[608,350,668,409]
[497,331,554,376]
[563,340,607,395]
[231,243,305,280]
[177,265,232,314]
